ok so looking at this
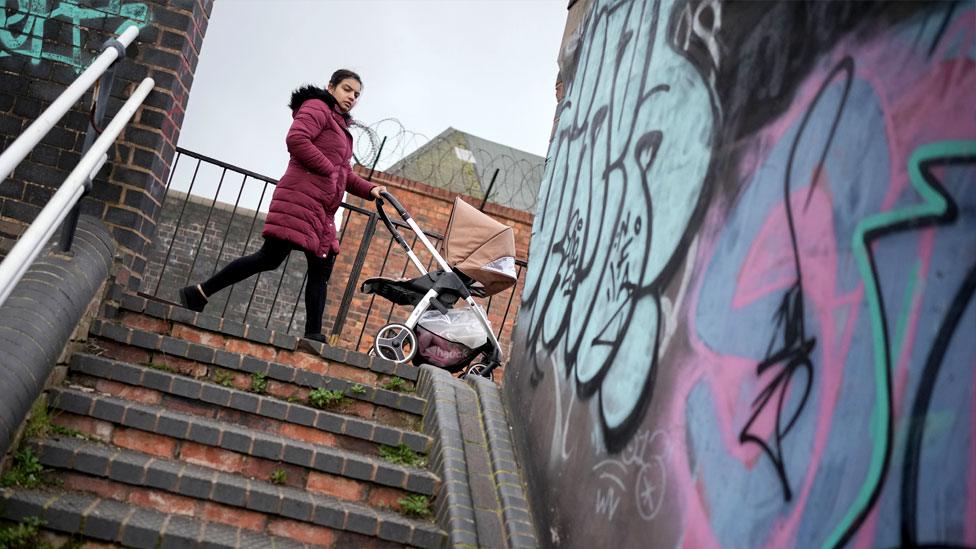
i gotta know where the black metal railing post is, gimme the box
[59,36,127,252]
[479,168,500,211]
[185,167,228,283]
[329,213,378,345]
[367,136,387,181]
[152,158,202,293]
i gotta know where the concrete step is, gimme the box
[0,487,310,548]
[87,318,425,430]
[110,288,421,381]
[47,387,440,501]
[68,353,430,455]
[27,436,446,547]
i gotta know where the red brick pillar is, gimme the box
[0,0,214,289]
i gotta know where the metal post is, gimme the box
[186,168,228,283]
[367,136,387,181]
[479,168,500,211]
[59,36,128,251]
[329,213,378,343]
[154,159,202,294]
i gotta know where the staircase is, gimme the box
[0,285,539,548]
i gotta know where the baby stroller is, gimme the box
[361,192,517,378]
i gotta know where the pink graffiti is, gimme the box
[968,357,976,545]
[663,10,976,547]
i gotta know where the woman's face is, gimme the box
[328,78,362,113]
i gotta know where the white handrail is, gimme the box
[0,25,140,185]
[0,77,155,308]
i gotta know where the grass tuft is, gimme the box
[379,444,427,468]
[308,388,344,409]
[397,495,432,518]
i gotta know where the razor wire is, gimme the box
[348,118,545,213]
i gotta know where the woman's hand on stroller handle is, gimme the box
[369,185,388,200]
[374,189,410,220]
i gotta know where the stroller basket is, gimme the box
[361,193,516,377]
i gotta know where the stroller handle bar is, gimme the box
[374,190,453,275]
[377,190,409,220]
[374,192,410,251]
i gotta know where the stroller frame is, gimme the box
[371,191,503,376]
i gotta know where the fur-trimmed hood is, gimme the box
[288,85,350,121]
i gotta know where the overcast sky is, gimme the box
[176,0,567,188]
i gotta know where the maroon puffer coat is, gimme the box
[262,86,375,257]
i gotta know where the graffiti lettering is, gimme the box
[738,58,854,503]
[521,0,716,452]
[898,145,976,548]
[1,0,151,71]
[592,429,670,523]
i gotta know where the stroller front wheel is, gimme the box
[462,362,494,380]
[374,323,417,364]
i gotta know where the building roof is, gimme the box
[385,127,545,212]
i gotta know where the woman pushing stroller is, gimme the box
[179,69,387,344]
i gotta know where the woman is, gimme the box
[179,69,387,344]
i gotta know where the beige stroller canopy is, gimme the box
[444,197,517,296]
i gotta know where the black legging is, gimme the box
[200,237,336,335]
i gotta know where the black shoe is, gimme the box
[298,333,328,353]
[178,284,208,312]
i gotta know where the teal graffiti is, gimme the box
[520,0,717,450]
[825,139,976,548]
[0,0,150,71]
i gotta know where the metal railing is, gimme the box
[0,26,152,308]
[143,147,526,355]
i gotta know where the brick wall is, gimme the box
[0,0,213,288]
[144,163,533,377]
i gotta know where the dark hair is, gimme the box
[329,69,362,88]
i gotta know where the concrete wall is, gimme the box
[1,0,213,287]
[505,1,975,547]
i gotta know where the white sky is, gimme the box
[177,0,567,187]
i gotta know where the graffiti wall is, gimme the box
[1,0,151,71]
[505,0,976,547]
[1,0,211,286]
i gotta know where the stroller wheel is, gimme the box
[462,363,493,380]
[374,323,417,364]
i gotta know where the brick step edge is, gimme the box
[29,436,446,548]
[0,488,310,548]
[88,318,426,416]
[48,387,439,496]
[106,286,420,382]
[71,353,430,454]
[466,375,540,548]
[417,366,539,549]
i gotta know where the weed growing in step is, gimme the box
[397,495,432,519]
[382,376,409,392]
[22,401,93,443]
[0,448,45,488]
[143,361,173,373]
[214,369,234,387]
[269,468,287,485]
[0,516,52,549]
[379,444,427,468]
[23,400,55,438]
[49,424,92,441]
[250,372,269,394]
[308,388,344,409]
[350,384,367,395]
